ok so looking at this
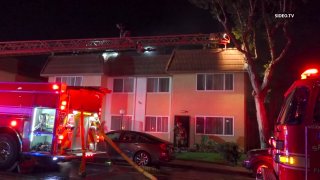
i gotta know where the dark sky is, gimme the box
[0,0,222,41]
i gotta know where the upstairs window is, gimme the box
[197,73,234,91]
[55,76,82,86]
[147,77,170,92]
[113,78,134,93]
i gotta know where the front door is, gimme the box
[174,116,190,149]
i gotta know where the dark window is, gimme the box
[313,93,320,122]
[145,116,168,132]
[138,135,153,143]
[196,117,204,133]
[111,116,121,130]
[107,132,121,141]
[113,79,123,92]
[111,115,132,130]
[225,74,234,90]
[224,118,233,135]
[113,78,134,93]
[197,73,234,91]
[147,77,170,92]
[196,116,234,135]
[121,132,137,143]
[278,87,309,125]
[197,74,205,90]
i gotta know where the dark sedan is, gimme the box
[103,130,175,166]
[243,148,273,179]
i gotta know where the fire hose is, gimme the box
[100,132,157,180]
[78,119,157,180]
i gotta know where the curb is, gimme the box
[163,160,251,176]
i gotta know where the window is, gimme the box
[55,76,82,86]
[197,73,234,91]
[145,116,168,132]
[121,132,138,143]
[111,115,132,130]
[113,78,134,93]
[196,116,234,135]
[106,132,121,141]
[277,86,309,125]
[313,93,320,122]
[147,77,170,92]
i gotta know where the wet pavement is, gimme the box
[0,159,253,180]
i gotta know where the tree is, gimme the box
[189,0,306,148]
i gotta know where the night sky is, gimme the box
[0,0,222,41]
[1,0,320,82]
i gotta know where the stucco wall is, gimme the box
[171,72,245,149]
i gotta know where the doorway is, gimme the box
[174,116,190,149]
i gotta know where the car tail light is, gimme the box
[160,143,167,151]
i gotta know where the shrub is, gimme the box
[217,142,240,165]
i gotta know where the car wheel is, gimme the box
[133,151,151,166]
[253,163,271,180]
[0,134,19,170]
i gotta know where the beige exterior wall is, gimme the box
[171,72,245,149]
[82,76,102,86]
[45,71,246,149]
[145,93,171,141]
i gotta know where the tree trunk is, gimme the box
[253,93,269,148]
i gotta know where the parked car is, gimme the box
[242,149,273,179]
[102,130,175,166]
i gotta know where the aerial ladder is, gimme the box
[0,33,230,56]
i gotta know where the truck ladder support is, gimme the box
[0,33,229,57]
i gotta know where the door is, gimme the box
[174,116,190,149]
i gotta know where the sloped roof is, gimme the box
[166,49,245,73]
[41,54,104,76]
[40,48,245,77]
[104,54,170,76]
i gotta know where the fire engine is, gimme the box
[263,68,320,180]
[0,82,109,171]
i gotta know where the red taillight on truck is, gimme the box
[10,120,17,127]
[60,100,67,110]
[52,84,60,90]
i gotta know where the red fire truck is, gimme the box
[0,82,109,171]
[263,68,320,180]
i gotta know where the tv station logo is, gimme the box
[275,13,295,19]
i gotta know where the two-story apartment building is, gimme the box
[40,48,247,149]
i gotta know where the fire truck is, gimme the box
[263,68,320,180]
[0,82,109,171]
